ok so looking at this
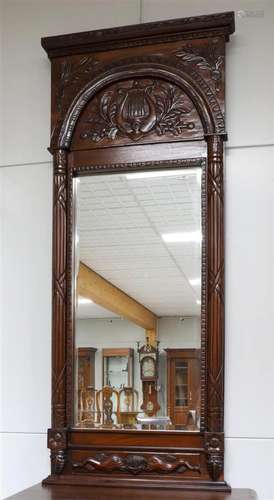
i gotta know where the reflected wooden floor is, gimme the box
[6,484,257,500]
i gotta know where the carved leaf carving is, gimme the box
[175,43,224,92]
[56,56,100,112]
[79,79,197,143]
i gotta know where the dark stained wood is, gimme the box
[41,11,235,57]
[41,11,235,492]
[70,144,207,173]
[51,150,68,429]
[6,485,257,499]
[206,134,224,433]
[71,77,204,150]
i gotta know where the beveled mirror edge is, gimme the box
[72,158,205,434]
[43,11,234,490]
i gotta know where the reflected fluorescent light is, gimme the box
[75,234,79,245]
[125,169,199,180]
[78,297,93,305]
[162,231,202,243]
[189,277,201,286]
[196,300,201,305]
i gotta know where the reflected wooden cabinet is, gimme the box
[166,349,200,430]
[77,347,97,425]
[102,348,134,389]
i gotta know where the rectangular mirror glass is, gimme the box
[74,166,202,432]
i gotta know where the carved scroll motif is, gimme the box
[73,453,201,475]
[78,79,198,143]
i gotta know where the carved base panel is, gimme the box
[45,428,226,489]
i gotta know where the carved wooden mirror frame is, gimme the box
[41,11,235,491]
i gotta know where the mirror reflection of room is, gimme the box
[75,167,202,432]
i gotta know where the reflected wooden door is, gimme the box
[166,349,200,429]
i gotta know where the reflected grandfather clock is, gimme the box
[137,339,160,416]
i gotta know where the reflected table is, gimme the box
[136,416,171,430]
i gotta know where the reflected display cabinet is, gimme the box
[77,347,97,426]
[102,348,134,388]
[166,349,200,430]
[41,11,235,492]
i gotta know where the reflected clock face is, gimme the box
[142,357,155,378]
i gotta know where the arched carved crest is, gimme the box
[48,38,227,150]
[72,77,203,149]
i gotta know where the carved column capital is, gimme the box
[53,149,67,175]
[204,432,224,481]
[48,429,67,475]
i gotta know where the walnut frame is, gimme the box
[42,11,235,491]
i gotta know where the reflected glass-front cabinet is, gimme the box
[77,347,97,426]
[166,349,200,430]
[103,348,134,388]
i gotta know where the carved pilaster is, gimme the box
[52,149,68,428]
[206,134,224,432]
[48,429,67,475]
[205,432,224,481]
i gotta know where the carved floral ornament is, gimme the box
[78,79,200,143]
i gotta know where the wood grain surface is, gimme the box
[6,484,257,500]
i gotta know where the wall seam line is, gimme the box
[0,143,273,169]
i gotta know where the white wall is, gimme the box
[0,1,273,499]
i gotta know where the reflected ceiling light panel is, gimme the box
[161,230,202,243]
[196,299,201,305]
[78,297,93,305]
[125,169,199,180]
[189,277,201,286]
[75,234,79,245]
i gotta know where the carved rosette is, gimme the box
[48,429,67,475]
[73,453,201,475]
[205,432,224,481]
[205,135,224,432]
[52,149,68,428]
